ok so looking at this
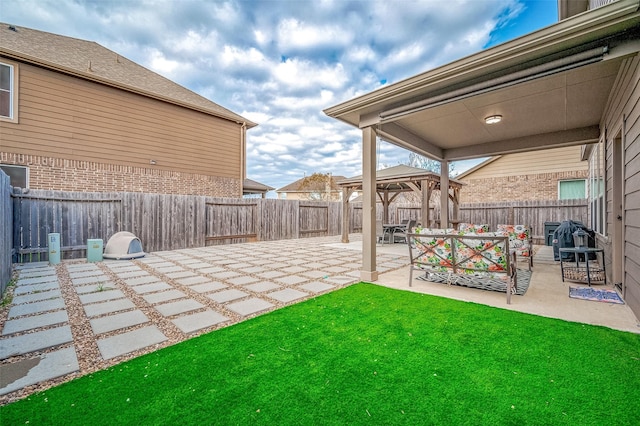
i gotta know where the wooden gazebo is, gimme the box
[337,165,464,243]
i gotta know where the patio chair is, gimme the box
[393,219,416,243]
[376,219,392,244]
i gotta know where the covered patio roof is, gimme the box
[337,165,464,243]
[324,0,640,282]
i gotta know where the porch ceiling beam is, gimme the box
[376,123,444,160]
[443,125,600,161]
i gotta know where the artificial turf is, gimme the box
[1,283,639,425]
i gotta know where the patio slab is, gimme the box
[267,288,309,303]
[298,281,335,293]
[226,298,274,317]
[14,280,60,295]
[244,282,281,293]
[142,290,186,305]
[90,310,149,334]
[130,282,172,294]
[155,299,204,317]
[97,325,167,360]
[176,276,211,286]
[2,311,69,335]
[15,275,59,286]
[171,310,229,333]
[72,275,110,286]
[84,299,136,317]
[125,276,161,286]
[8,298,65,319]
[0,347,79,396]
[207,289,248,303]
[78,289,126,304]
[12,288,62,304]
[0,326,73,359]
[274,275,308,285]
[188,282,227,293]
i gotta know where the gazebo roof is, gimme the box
[337,165,463,192]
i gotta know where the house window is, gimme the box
[0,62,15,120]
[0,164,29,188]
[588,140,605,235]
[558,179,586,199]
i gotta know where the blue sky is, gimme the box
[1,0,558,190]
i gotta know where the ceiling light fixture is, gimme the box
[484,115,502,124]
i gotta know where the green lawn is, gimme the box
[2,283,639,425]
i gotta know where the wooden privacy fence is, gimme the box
[10,189,357,262]
[1,171,12,294]
[5,188,588,264]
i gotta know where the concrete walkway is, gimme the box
[2,237,638,402]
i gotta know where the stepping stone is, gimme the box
[188,282,227,293]
[176,276,211,286]
[145,261,174,268]
[2,311,69,335]
[212,271,241,279]
[257,270,287,279]
[0,326,73,359]
[79,289,126,305]
[227,276,259,286]
[131,282,172,294]
[155,299,204,317]
[207,289,248,303]
[90,310,149,334]
[274,275,308,285]
[14,281,60,295]
[68,269,104,279]
[125,276,160,286]
[74,282,116,294]
[298,281,335,293]
[97,325,167,360]
[244,282,281,293]
[187,262,213,269]
[281,266,308,274]
[16,275,59,286]
[8,298,65,318]
[72,275,109,286]
[142,290,186,304]
[12,289,62,304]
[84,299,136,317]
[324,276,356,285]
[171,310,229,334]
[267,288,309,303]
[322,266,350,274]
[0,347,79,396]
[301,270,329,279]
[226,298,274,317]
[199,267,226,274]
[241,266,267,274]
[114,270,148,279]
[155,266,184,273]
[165,271,196,279]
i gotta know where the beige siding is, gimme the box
[462,146,587,179]
[0,63,242,179]
[602,55,640,317]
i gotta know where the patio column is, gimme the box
[440,160,449,228]
[361,126,378,281]
[341,188,353,243]
[421,179,429,228]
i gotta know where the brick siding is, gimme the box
[1,153,241,197]
[459,171,589,203]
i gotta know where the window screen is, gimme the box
[558,179,586,199]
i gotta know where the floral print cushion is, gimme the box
[497,224,531,257]
[457,223,490,234]
[411,232,509,279]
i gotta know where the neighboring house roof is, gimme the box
[243,178,274,194]
[455,157,502,180]
[0,23,257,127]
[277,175,346,193]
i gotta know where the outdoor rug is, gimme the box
[569,286,624,304]
[417,268,531,295]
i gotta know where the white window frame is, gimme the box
[588,139,605,235]
[0,60,18,123]
[0,164,29,188]
[558,179,586,200]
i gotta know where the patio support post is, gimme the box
[421,179,429,228]
[341,188,353,243]
[361,126,378,281]
[440,160,450,228]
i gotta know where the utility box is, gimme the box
[544,222,561,246]
[48,233,61,265]
[87,239,104,262]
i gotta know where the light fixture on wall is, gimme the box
[149,159,157,165]
[484,115,502,124]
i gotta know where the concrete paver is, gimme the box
[142,290,186,304]
[8,298,65,319]
[12,289,62,304]
[84,299,136,317]
[14,281,59,295]
[267,288,309,303]
[90,310,149,334]
[226,298,274,317]
[2,311,69,335]
[155,299,205,317]
[171,310,229,333]
[207,289,248,303]
[0,347,79,396]
[176,276,211,286]
[14,276,59,286]
[0,326,74,359]
[97,326,167,360]
[299,281,335,293]
[244,282,281,293]
[125,276,161,286]
[78,289,126,304]
[274,275,307,285]
[130,282,172,294]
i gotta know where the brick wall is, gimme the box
[459,170,589,203]
[1,153,241,197]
